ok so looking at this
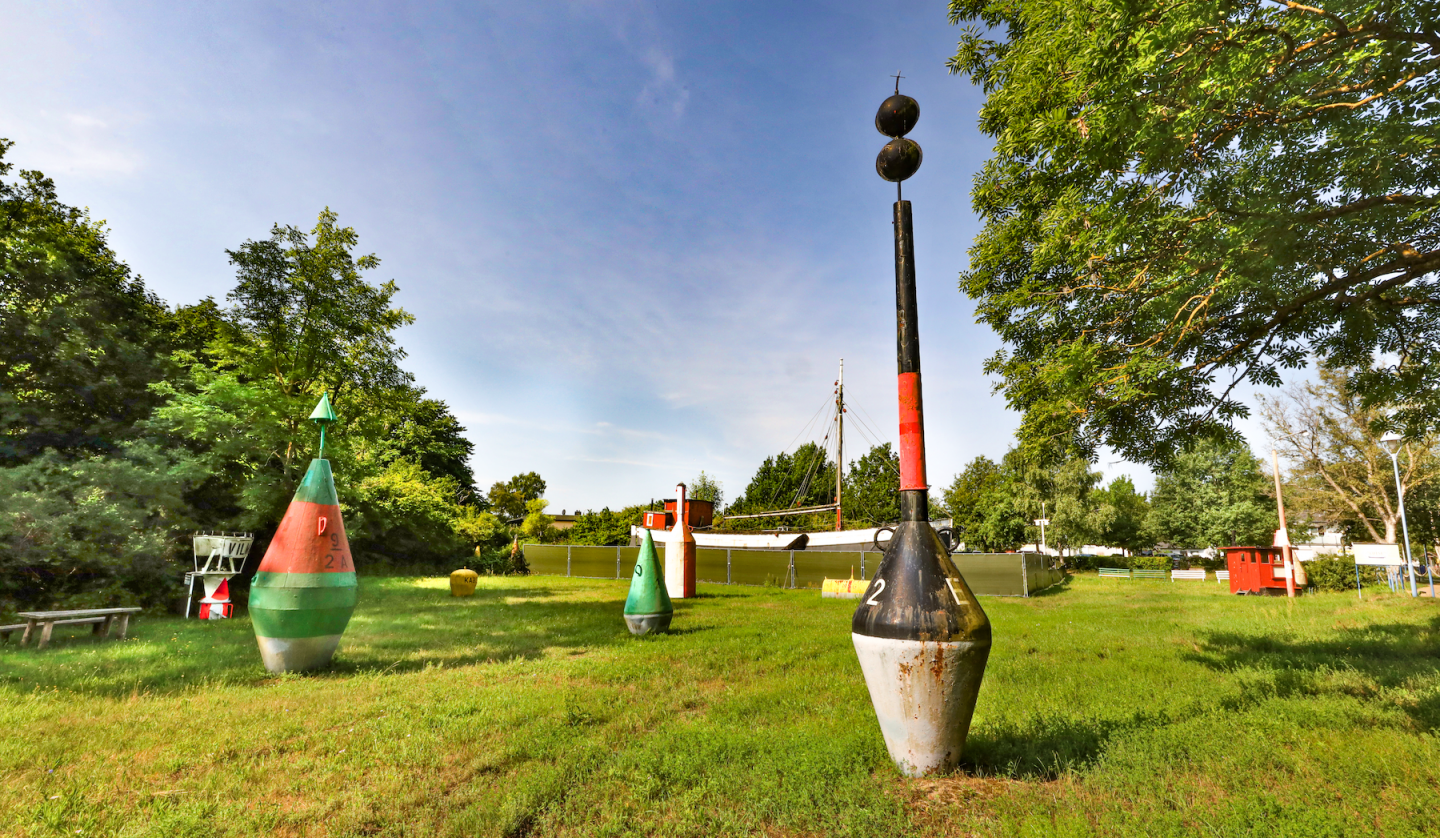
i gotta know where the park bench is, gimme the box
[10,608,141,650]
[1098,568,1131,579]
[1215,570,1230,584]
[1132,569,1167,580]
[1171,569,1207,581]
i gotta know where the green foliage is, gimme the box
[940,456,1003,538]
[841,443,899,527]
[948,0,1440,464]
[224,209,414,402]
[1093,476,1153,555]
[725,442,835,531]
[689,471,724,508]
[1128,554,1172,572]
[520,498,558,543]
[1307,553,1360,593]
[1040,457,1111,554]
[0,442,203,617]
[1147,437,1274,549]
[0,139,169,465]
[453,507,509,552]
[1261,364,1438,546]
[349,460,468,563]
[568,505,645,547]
[487,472,547,520]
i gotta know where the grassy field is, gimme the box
[2,573,1438,837]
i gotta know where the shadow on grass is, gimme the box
[0,577,639,698]
[1027,573,1074,598]
[961,708,1162,780]
[1183,613,1440,729]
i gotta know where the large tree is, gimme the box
[1260,364,1439,544]
[0,139,169,464]
[1093,476,1153,555]
[949,0,1440,464]
[841,443,901,527]
[1147,437,1275,548]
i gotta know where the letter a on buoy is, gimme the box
[249,394,358,673]
[624,529,672,635]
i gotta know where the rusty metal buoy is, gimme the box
[853,80,992,776]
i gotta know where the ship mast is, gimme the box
[835,358,844,531]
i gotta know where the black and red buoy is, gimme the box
[852,76,993,777]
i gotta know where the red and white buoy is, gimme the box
[664,482,696,599]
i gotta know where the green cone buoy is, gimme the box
[624,529,672,635]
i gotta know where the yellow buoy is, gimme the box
[450,567,479,597]
[822,569,868,599]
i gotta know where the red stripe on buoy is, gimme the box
[257,501,353,575]
[897,372,927,490]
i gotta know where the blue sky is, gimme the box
[0,1,1214,510]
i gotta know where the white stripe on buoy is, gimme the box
[255,634,344,674]
[851,632,989,777]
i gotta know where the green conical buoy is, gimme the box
[624,529,672,635]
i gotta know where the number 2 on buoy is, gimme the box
[865,578,886,605]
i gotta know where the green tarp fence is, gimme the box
[524,544,1062,597]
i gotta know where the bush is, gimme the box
[1307,552,1359,593]
[0,443,201,619]
[1128,554,1171,571]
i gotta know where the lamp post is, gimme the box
[1380,432,1417,598]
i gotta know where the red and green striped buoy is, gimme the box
[623,529,672,635]
[249,394,358,673]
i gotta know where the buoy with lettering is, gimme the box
[623,528,672,635]
[664,482,696,599]
[852,79,992,777]
[249,394,358,673]
[450,567,479,597]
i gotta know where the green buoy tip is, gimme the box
[310,393,337,424]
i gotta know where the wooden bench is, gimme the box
[1171,569,1207,581]
[1132,569,1168,580]
[1216,570,1230,583]
[13,608,141,650]
[1098,567,1131,579]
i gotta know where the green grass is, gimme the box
[2,574,1438,837]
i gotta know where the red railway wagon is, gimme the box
[642,498,715,531]
[1224,546,1293,595]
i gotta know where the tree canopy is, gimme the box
[0,140,169,464]
[1147,437,1274,548]
[948,0,1440,464]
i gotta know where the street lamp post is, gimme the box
[1380,433,1417,598]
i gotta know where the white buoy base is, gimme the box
[852,632,988,777]
[623,612,672,636]
[255,634,343,673]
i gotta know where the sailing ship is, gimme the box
[631,360,956,552]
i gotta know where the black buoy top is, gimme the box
[875,94,919,138]
[852,523,990,643]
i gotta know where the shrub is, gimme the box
[1129,553,1171,571]
[0,443,201,618]
[1307,552,1359,593]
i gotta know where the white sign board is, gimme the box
[1353,543,1403,566]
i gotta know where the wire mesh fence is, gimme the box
[523,544,1060,596]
